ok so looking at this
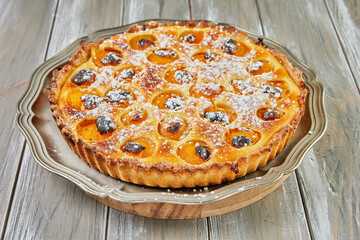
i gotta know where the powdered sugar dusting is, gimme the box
[158,33,177,49]
[198,121,225,146]
[232,78,256,94]
[91,68,116,89]
[59,24,296,163]
[137,65,166,93]
[194,82,222,95]
[196,54,249,82]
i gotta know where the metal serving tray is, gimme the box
[17,20,327,205]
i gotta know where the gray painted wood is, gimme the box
[108,211,208,240]
[47,0,123,58]
[3,146,107,240]
[191,0,262,34]
[208,174,310,240]
[123,0,191,23]
[1,0,359,239]
[0,0,58,235]
[107,1,208,239]
[191,1,311,239]
[341,0,360,28]
[3,0,123,239]
[324,0,360,91]
[257,0,360,239]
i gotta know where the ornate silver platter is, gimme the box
[17,20,327,206]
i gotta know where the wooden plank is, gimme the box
[208,174,310,239]
[107,211,208,239]
[123,0,190,23]
[3,146,107,240]
[191,0,262,33]
[190,1,311,239]
[0,0,58,235]
[107,1,209,239]
[256,0,360,239]
[47,0,123,58]
[3,0,123,239]
[334,0,360,28]
[324,0,360,91]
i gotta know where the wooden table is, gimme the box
[1,0,359,239]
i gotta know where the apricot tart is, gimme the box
[49,21,307,188]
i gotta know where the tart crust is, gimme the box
[49,20,307,188]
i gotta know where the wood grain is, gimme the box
[191,1,311,239]
[107,210,207,240]
[208,174,311,240]
[256,0,360,239]
[3,146,107,240]
[123,0,190,23]
[324,0,360,91]
[0,0,58,236]
[3,0,123,239]
[47,0,123,58]
[191,0,262,34]
[1,0,359,239]
[340,0,360,28]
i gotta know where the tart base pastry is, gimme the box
[49,21,307,188]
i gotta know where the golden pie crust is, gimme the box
[49,21,307,188]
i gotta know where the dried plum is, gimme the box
[262,85,283,97]
[166,122,181,133]
[182,34,195,43]
[124,142,146,153]
[80,95,103,109]
[195,146,210,160]
[164,96,184,110]
[263,109,280,120]
[72,69,95,85]
[137,38,154,48]
[154,49,177,57]
[204,111,229,124]
[174,71,191,83]
[221,38,237,54]
[101,52,121,65]
[95,116,116,135]
[247,61,263,72]
[119,69,135,79]
[131,113,143,121]
[204,50,215,60]
[231,135,253,148]
[106,90,132,102]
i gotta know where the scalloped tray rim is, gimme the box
[16,19,327,205]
